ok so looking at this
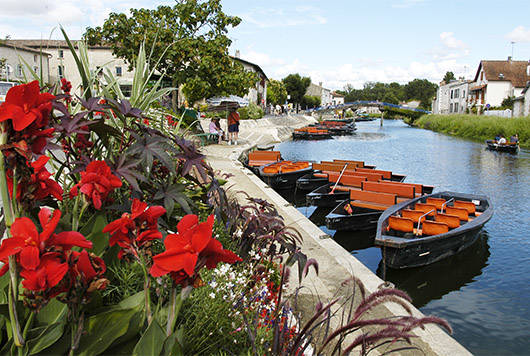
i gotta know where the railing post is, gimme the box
[380,110,384,126]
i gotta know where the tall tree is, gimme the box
[266,79,288,106]
[443,71,456,83]
[282,74,311,106]
[84,0,257,107]
[404,79,438,109]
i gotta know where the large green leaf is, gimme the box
[76,308,137,356]
[132,320,165,356]
[26,322,65,355]
[36,299,66,325]
[80,213,109,256]
[162,329,184,356]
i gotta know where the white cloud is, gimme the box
[506,26,530,43]
[239,6,326,28]
[427,32,469,60]
[440,32,466,49]
[392,0,428,9]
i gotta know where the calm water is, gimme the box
[275,119,530,355]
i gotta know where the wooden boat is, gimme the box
[259,161,313,190]
[243,150,282,174]
[295,159,376,191]
[374,191,493,269]
[485,140,519,154]
[324,181,434,230]
[293,127,333,140]
[307,167,408,208]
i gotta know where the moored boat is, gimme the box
[243,150,282,174]
[485,140,519,154]
[374,191,493,269]
[293,127,333,140]
[259,161,313,190]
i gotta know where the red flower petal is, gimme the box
[10,217,39,243]
[50,231,93,250]
[0,237,25,260]
[77,250,97,280]
[19,246,40,271]
[39,208,61,242]
[152,250,197,277]
[177,215,199,233]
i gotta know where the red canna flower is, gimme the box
[30,156,63,201]
[20,252,68,291]
[0,208,92,274]
[103,198,165,259]
[69,160,122,209]
[0,80,55,131]
[60,78,72,94]
[67,249,108,295]
[150,215,241,287]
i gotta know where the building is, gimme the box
[8,40,134,96]
[469,58,530,112]
[0,41,51,83]
[513,82,530,117]
[432,80,470,114]
[232,53,268,109]
[306,82,332,106]
[331,91,344,105]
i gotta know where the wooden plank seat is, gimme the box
[313,173,328,178]
[426,197,446,210]
[349,171,384,182]
[327,173,366,187]
[333,159,365,168]
[314,162,356,172]
[435,213,461,228]
[454,200,476,215]
[350,190,396,211]
[376,181,425,196]
[388,216,414,233]
[356,168,392,180]
[414,203,437,216]
[445,206,469,221]
[362,181,415,198]
[402,209,427,224]
[422,221,449,236]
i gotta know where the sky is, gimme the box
[1,0,530,90]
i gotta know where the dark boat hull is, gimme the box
[485,140,518,154]
[293,132,333,140]
[325,200,383,231]
[307,184,349,208]
[375,191,493,269]
[260,168,313,190]
[296,173,329,191]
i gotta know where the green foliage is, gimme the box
[84,0,257,106]
[383,106,423,121]
[415,114,530,148]
[267,79,287,106]
[443,71,456,83]
[282,73,311,105]
[404,79,438,109]
[301,95,321,109]
[237,102,264,120]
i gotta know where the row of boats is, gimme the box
[293,119,356,140]
[244,150,493,269]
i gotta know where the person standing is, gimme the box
[227,107,240,145]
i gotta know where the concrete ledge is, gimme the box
[201,116,471,355]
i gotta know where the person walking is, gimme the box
[227,107,240,145]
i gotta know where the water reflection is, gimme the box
[376,231,491,308]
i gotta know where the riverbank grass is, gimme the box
[415,114,530,148]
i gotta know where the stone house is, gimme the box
[0,41,51,83]
[8,40,134,96]
[469,58,530,112]
[513,82,530,117]
[432,80,470,114]
[232,53,268,109]
[306,82,332,106]
[331,91,344,105]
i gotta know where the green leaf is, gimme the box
[76,308,137,356]
[162,331,184,356]
[27,322,65,355]
[36,299,66,325]
[80,213,109,256]
[132,320,165,356]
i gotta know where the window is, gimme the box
[450,103,453,113]
[33,55,38,63]
[116,66,122,77]
[16,64,22,77]
[455,89,459,98]
[463,90,465,98]
[58,50,64,58]
[58,65,64,78]
[454,103,459,112]
[450,90,453,99]
[120,85,132,97]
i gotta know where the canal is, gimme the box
[275,119,530,355]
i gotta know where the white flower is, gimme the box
[209,292,215,299]
[210,281,218,288]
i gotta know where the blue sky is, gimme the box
[2,0,529,89]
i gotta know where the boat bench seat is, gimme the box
[363,181,416,198]
[248,160,278,167]
[356,168,392,180]
[377,181,425,195]
[350,190,396,211]
[327,174,366,187]
[332,159,365,168]
[388,216,414,232]
[435,213,460,228]
[415,203,437,216]
[402,209,427,224]
[445,207,469,221]
[350,171,384,182]
[248,151,281,161]
[426,197,446,210]
[454,200,476,215]
[351,200,391,211]
[313,173,328,178]
[422,221,449,236]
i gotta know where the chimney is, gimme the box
[235,50,240,58]
[508,56,512,61]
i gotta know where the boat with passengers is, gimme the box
[374,191,493,269]
[485,140,519,154]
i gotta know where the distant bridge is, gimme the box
[307,101,431,114]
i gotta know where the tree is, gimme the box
[282,74,311,106]
[301,95,321,109]
[382,92,399,104]
[404,79,438,109]
[443,71,456,83]
[267,79,288,106]
[84,0,257,107]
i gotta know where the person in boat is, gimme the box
[227,107,240,145]
[209,118,224,144]
[494,134,501,142]
[498,135,507,145]
[510,134,519,144]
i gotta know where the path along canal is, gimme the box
[275,119,530,355]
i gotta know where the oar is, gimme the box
[330,164,348,194]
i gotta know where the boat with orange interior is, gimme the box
[243,150,282,174]
[324,180,434,230]
[259,161,313,189]
[292,127,333,140]
[375,191,493,269]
